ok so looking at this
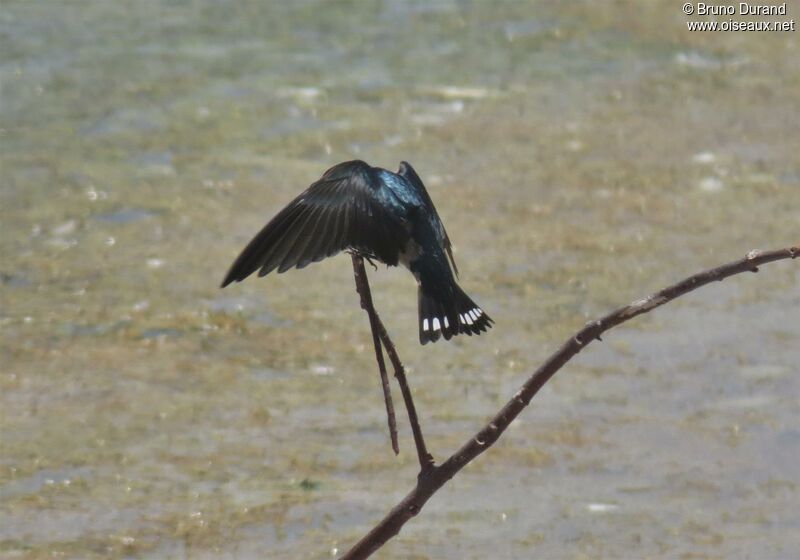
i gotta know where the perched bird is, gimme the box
[221,160,492,344]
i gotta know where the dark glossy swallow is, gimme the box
[221,160,493,344]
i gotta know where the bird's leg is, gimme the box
[350,255,435,474]
[351,255,399,455]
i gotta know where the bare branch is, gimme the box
[351,255,434,469]
[373,303,435,473]
[340,246,799,560]
[352,255,398,455]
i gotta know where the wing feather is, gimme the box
[258,204,313,277]
[225,202,305,284]
[221,161,409,287]
[295,204,329,270]
[304,200,336,263]
[276,204,322,273]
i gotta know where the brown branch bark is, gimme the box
[351,255,434,470]
[340,246,799,560]
[375,318,435,473]
[352,255,399,454]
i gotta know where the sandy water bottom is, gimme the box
[2,1,799,558]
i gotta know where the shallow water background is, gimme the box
[2,1,799,558]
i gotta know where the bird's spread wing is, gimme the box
[397,161,459,277]
[221,161,410,287]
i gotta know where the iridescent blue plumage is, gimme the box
[375,170,423,212]
[221,160,492,344]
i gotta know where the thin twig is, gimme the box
[340,246,799,560]
[352,255,398,455]
[351,255,434,470]
[375,306,435,473]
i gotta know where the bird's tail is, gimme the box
[418,283,493,345]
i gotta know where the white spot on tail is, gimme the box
[465,314,474,325]
[423,318,429,331]
[432,318,441,332]
[443,316,449,329]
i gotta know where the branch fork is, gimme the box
[351,254,435,473]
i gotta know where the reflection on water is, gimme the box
[1,1,798,558]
